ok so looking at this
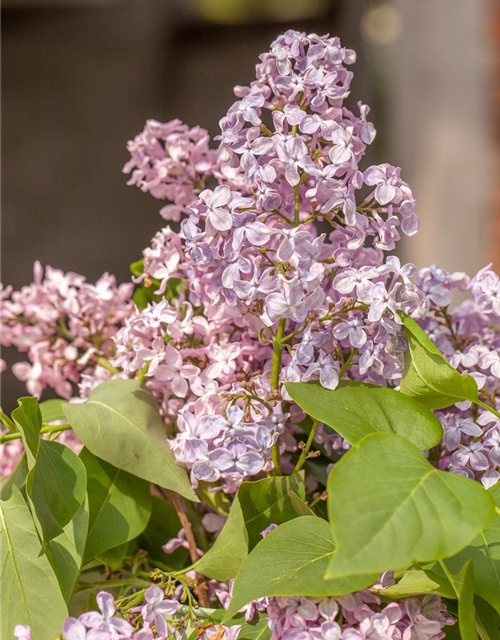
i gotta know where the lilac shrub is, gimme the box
[1,29,499,640]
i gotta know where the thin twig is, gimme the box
[162,489,210,608]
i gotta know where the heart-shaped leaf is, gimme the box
[443,482,500,615]
[80,448,152,562]
[13,397,87,544]
[286,380,442,450]
[63,380,196,501]
[224,516,376,621]
[1,486,68,640]
[326,433,495,578]
[39,399,70,424]
[195,474,307,581]
[46,497,89,603]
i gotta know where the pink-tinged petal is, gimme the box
[63,619,87,640]
[349,327,367,348]
[246,222,273,246]
[374,182,396,206]
[209,209,233,232]
[79,612,104,629]
[209,185,231,208]
[155,614,170,638]
[320,367,339,391]
[363,165,386,186]
[328,145,351,165]
[110,617,134,636]
[156,600,180,616]
[145,585,164,605]
[171,374,189,398]
[97,591,116,620]
[241,151,259,177]
[285,163,300,187]
[400,212,419,236]
[14,626,32,640]
[333,323,352,341]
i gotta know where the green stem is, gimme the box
[339,348,357,379]
[271,319,286,389]
[95,356,119,375]
[438,559,459,599]
[291,124,301,227]
[294,184,300,227]
[76,578,151,593]
[0,423,71,443]
[270,318,287,475]
[293,419,319,474]
[0,408,17,433]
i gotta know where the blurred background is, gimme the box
[2,0,499,406]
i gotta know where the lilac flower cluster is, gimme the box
[112,30,431,490]
[123,119,223,222]
[112,293,284,490]
[55,588,240,640]
[1,261,133,399]
[264,592,454,640]
[414,264,500,488]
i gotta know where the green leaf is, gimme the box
[46,497,89,603]
[194,474,308,581]
[1,486,68,640]
[27,440,87,544]
[194,494,247,581]
[80,448,152,562]
[326,433,495,579]
[12,396,43,465]
[224,516,376,621]
[448,560,478,640]
[63,380,197,501]
[375,569,455,599]
[400,313,478,409]
[286,380,443,450]
[443,483,500,615]
[99,541,129,570]
[475,598,500,640]
[130,259,144,277]
[39,399,70,423]
[138,496,188,570]
[237,616,271,640]
[13,397,87,544]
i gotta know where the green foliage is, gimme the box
[138,496,188,570]
[13,397,87,544]
[442,483,500,615]
[39,399,70,423]
[0,486,68,640]
[224,516,376,621]
[195,474,308,581]
[46,497,89,603]
[399,313,478,409]
[376,569,455,599]
[474,598,500,640]
[453,560,478,640]
[63,380,197,501]
[286,380,443,450]
[130,259,184,310]
[326,433,495,578]
[80,448,152,563]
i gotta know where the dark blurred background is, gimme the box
[2,0,499,408]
